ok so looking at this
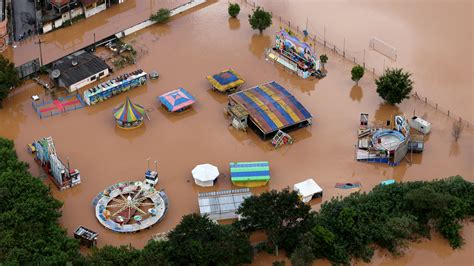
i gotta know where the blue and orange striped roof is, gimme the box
[113,97,145,122]
[229,81,312,134]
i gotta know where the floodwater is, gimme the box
[0,1,473,265]
[254,0,474,124]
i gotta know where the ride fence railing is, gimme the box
[235,0,472,130]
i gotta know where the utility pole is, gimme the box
[35,37,44,66]
[68,2,73,26]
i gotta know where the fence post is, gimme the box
[373,68,375,74]
[435,103,438,110]
[447,110,450,117]
[424,97,427,104]
[343,38,345,58]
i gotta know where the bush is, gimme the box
[375,68,413,105]
[228,3,240,18]
[150,8,171,24]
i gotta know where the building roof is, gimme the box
[158,88,196,112]
[229,81,312,134]
[52,50,109,87]
[198,188,252,221]
[294,179,322,198]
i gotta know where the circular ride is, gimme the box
[371,129,406,152]
[92,171,168,233]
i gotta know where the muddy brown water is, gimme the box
[0,1,473,265]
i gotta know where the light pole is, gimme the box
[34,37,44,66]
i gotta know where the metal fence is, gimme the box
[235,0,472,129]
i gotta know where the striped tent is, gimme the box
[228,81,312,137]
[230,161,270,187]
[113,97,146,129]
[158,88,196,112]
[207,69,245,93]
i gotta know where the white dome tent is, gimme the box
[192,164,220,187]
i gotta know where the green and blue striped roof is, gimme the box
[230,161,270,182]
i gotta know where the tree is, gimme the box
[452,120,463,142]
[166,214,253,265]
[290,233,316,266]
[228,3,241,18]
[236,189,313,255]
[351,65,364,85]
[0,138,81,264]
[87,245,141,266]
[150,8,171,24]
[375,68,413,105]
[319,54,328,70]
[248,6,272,34]
[0,55,20,108]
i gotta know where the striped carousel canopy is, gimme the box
[113,97,145,122]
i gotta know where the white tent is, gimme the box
[192,164,220,187]
[294,178,323,203]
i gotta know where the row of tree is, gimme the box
[1,136,472,265]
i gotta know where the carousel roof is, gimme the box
[113,97,145,122]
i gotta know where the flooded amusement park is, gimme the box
[0,0,473,265]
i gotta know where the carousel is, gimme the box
[113,97,146,129]
[92,170,168,233]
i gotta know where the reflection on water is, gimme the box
[228,18,240,31]
[113,123,146,143]
[249,34,271,59]
[350,85,363,102]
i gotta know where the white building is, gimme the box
[51,50,110,92]
[294,178,323,203]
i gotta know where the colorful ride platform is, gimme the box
[158,88,196,113]
[207,69,245,93]
[230,161,270,187]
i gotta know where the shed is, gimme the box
[409,116,431,134]
[293,178,323,203]
[51,50,109,92]
[198,188,252,221]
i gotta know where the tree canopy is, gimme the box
[351,65,364,85]
[319,54,328,70]
[150,8,171,24]
[0,138,81,264]
[0,56,20,107]
[308,176,474,264]
[236,189,313,254]
[248,6,272,34]
[228,3,241,18]
[165,213,253,265]
[375,68,413,105]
